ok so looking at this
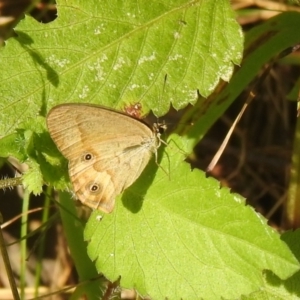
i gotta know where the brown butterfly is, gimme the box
[47,103,165,213]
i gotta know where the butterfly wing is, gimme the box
[47,104,158,213]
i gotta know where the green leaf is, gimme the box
[241,230,300,300]
[179,11,300,153]
[84,135,299,300]
[22,158,43,194]
[0,0,242,136]
[0,132,27,161]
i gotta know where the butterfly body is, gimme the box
[47,103,162,213]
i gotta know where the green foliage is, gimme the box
[0,0,299,299]
[85,135,299,299]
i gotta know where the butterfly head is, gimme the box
[153,121,167,136]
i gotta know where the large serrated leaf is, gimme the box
[0,0,242,135]
[84,135,299,300]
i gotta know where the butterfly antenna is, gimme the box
[153,122,170,179]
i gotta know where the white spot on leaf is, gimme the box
[169,54,183,61]
[88,55,108,81]
[78,85,90,99]
[45,55,70,68]
[94,23,105,35]
[129,83,140,90]
[113,57,126,70]
[138,52,156,65]
[174,31,181,39]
